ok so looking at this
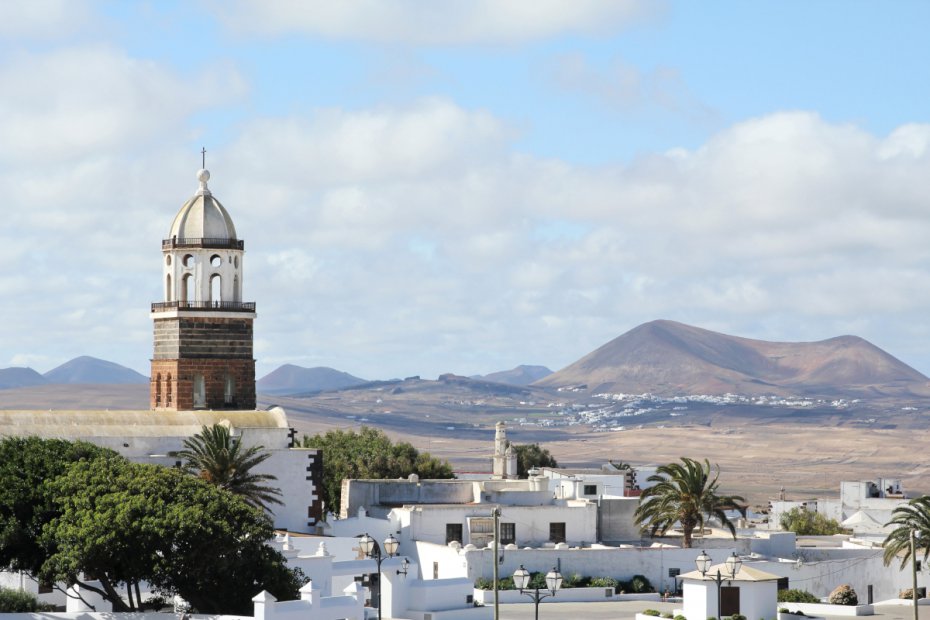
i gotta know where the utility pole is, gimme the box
[493,506,501,620]
[912,529,918,620]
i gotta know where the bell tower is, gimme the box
[150,166,257,411]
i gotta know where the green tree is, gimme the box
[883,495,930,569]
[509,443,558,477]
[633,457,746,548]
[301,426,453,516]
[42,455,302,614]
[780,507,846,535]
[174,424,282,510]
[0,437,115,577]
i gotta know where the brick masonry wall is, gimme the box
[150,315,256,410]
[153,316,254,359]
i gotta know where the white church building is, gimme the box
[0,166,323,534]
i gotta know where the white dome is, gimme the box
[167,169,238,240]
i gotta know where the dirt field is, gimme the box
[2,384,925,509]
[288,415,929,510]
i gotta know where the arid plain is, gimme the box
[2,379,927,511]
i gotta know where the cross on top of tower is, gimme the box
[201,146,206,169]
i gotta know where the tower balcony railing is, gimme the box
[151,301,256,312]
[162,237,244,250]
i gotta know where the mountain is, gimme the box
[534,319,930,398]
[0,367,48,389]
[257,364,368,395]
[43,356,148,385]
[481,365,553,386]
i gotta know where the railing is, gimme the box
[151,301,256,312]
[162,237,244,250]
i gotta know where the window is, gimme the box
[549,522,566,543]
[166,274,172,301]
[154,374,162,406]
[166,374,172,406]
[224,374,235,404]
[446,523,463,545]
[583,484,597,495]
[182,273,193,302]
[193,374,206,408]
[500,522,516,545]
[210,274,222,303]
[433,562,439,580]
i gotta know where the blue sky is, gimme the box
[1,1,929,381]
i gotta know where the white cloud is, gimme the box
[0,46,246,164]
[0,0,92,39]
[549,52,717,123]
[3,75,930,379]
[185,103,930,378]
[214,0,660,44]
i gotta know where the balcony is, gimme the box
[151,301,256,312]
[162,237,244,250]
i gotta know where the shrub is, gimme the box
[474,576,516,590]
[779,507,847,535]
[778,589,820,603]
[730,615,746,620]
[707,616,718,620]
[625,574,654,593]
[0,588,41,613]
[900,587,926,600]
[589,577,618,589]
[778,609,789,614]
[643,609,661,616]
[675,615,687,620]
[829,584,858,606]
[563,573,587,588]
[474,577,493,590]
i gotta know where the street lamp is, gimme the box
[513,565,563,620]
[359,533,403,620]
[696,551,742,620]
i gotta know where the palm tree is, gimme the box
[175,424,282,510]
[633,457,746,548]
[883,496,930,569]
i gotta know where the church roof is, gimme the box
[0,408,287,438]
[168,169,238,241]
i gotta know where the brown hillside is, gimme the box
[534,320,930,398]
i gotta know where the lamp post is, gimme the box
[696,550,742,620]
[513,565,563,620]
[359,533,403,620]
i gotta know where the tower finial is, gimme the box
[201,146,206,169]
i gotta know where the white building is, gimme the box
[768,478,908,538]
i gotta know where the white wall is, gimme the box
[401,502,598,548]
[462,545,733,595]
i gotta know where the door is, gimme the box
[721,586,740,617]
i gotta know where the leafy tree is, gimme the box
[0,437,115,577]
[42,455,302,614]
[633,457,746,548]
[301,426,453,515]
[883,495,930,569]
[780,507,846,535]
[509,442,558,477]
[174,424,282,510]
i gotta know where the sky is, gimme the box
[1,0,930,381]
